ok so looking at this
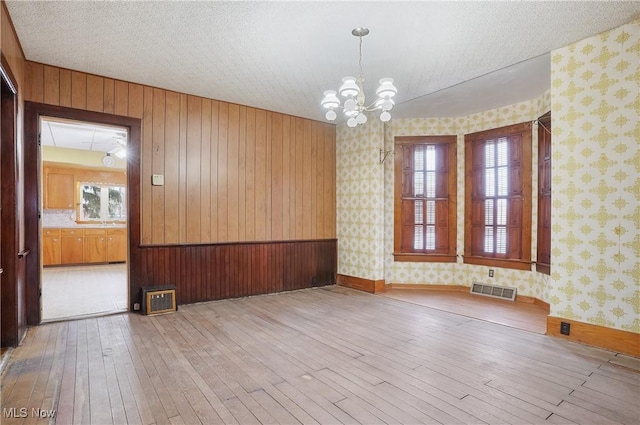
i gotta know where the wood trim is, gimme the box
[462,255,532,271]
[1,55,25,347]
[140,238,336,248]
[337,274,386,294]
[393,253,457,263]
[515,294,551,312]
[0,53,18,94]
[547,316,639,358]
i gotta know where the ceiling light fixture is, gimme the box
[321,27,397,127]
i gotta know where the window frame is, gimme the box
[77,182,127,223]
[464,122,532,271]
[393,135,457,263]
[536,112,551,275]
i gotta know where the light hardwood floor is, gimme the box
[380,289,548,334]
[1,286,638,424]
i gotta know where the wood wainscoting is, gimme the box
[547,316,639,358]
[134,239,337,305]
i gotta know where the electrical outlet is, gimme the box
[133,303,140,311]
[488,269,494,278]
[560,322,570,335]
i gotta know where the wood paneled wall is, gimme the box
[24,61,337,245]
[1,2,24,87]
[140,240,337,305]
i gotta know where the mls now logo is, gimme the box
[3,408,56,418]
[3,408,27,418]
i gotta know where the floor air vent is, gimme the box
[141,285,177,315]
[470,282,517,301]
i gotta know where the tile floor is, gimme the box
[41,263,127,321]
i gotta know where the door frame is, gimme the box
[24,102,141,325]
[1,53,24,346]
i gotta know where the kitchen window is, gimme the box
[80,183,126,221]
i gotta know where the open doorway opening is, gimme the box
[40,116,128,321]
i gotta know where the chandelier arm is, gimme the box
[363,103,382,112]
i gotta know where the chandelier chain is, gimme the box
[358,35,364,81]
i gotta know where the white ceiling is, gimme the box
[41,117,127,153]
[7,1,640,122]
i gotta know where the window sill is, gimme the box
[393,253,457,263]
[463,255,531,271]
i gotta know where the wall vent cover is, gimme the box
[470,282,517,301]
[141,285,177,315]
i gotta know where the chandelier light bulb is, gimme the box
[376,78,397,99]
[380,111,391,122]
[356,113,367,124]
[343,98,358,111]
[344,109,358,117]
[325,110,337,121]
[321,90,340,109]
[347,117,358,128]
[339,77,360,98]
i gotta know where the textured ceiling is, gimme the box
[41,117,127,153]
[7,1,640,121]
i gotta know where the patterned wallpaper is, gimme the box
[336,119,385,280]
[337,94,551,297]
[550,19,638,332]
[337,19,637,333]
[385,94,550,301]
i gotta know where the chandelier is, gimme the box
[321,27,397,127]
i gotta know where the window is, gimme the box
[394,136,456,262]
[537,112,551,274]
[465,122,532,270]
[80,183,126,221]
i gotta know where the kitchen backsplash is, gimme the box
[42,209,77,227]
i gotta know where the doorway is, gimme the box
[23,102,141,326]
[40,117,129,321]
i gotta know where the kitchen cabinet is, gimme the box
[46,172,75,209]
[107,228,127,262]
[42,229,61,266]
[60,229,84,264]
[43,227,127,266]
[84,229,107,263]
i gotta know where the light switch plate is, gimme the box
[152,174,164,186]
